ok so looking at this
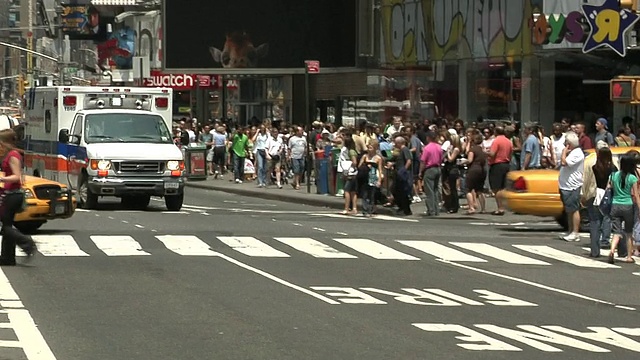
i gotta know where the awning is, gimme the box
[92,0,138,5]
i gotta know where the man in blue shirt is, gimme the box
[521,123,541,170]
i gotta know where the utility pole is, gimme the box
[26,0,33,85]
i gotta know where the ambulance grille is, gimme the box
[116,161,164,173]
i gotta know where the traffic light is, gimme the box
[610,78,635,102]
[16,75,29,97]
[620,0,639,11]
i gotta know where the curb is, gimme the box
[184,182,486,220]
[185,181,357,211]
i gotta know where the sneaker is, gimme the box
[235,179,243,184]
[562,233,580,242]
[214,171,219,179]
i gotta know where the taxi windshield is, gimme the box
[84,113,173,144]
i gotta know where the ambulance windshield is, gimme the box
[84,113,173,144]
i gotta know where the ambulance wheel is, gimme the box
[78,177,98,209]
[165,193,183,211]
[121,195,150,210]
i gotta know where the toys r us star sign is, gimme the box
[582,0,640,57]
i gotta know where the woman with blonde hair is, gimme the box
[359,139,384,216]
[0,129,36,265]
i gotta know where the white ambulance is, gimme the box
[23,86,185,211]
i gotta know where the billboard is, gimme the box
[162,0,357,72]
[60,4,111,41]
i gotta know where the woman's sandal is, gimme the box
[491,210,505,216]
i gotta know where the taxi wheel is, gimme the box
[15,221,44,234]
[78,177,98,209]
[121,195,150,210]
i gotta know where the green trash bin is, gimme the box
[184,144,208,181]
[331,147,344,197]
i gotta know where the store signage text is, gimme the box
[532,0,640,57]
[144,71,239,90]
[414,323,640,353]
[531,12,588,45]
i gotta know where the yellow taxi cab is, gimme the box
[503,147,639,229]
[12,175,76,233]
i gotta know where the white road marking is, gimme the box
[32,235,89,257]
[161,211,190,214]
[217,236,290,258]
[312,227,326,232]
[309,213,366,220]
[155,235,218,256]
[214,252,339,304]
[336,232,349,236]
[470,222,526,226]
[398,241,487,262]
[181,204,335,215]
[75,208,90,212]
[0,268,57,359]
[450,243,550,265]
[371,214,419,223]
[436,259,634,311]
[274,237,357,258]
[134,224,145,229]
[121,220,129,224]
[90,236,151,256]
[333,238,419,260]
[513,245,619,268]
[581,247,640,265]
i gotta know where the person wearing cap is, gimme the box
[594,118,614,146]
[316,129,332,150]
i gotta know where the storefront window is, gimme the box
[173,91,191,120]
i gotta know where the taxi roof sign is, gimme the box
[610,79,635,102]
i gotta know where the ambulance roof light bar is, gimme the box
[84,97,152,111]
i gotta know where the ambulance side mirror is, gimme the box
[58,129,70,143]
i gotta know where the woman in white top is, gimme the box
[550,123,566,168]
[252,125,270,187]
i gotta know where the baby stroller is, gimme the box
[270,167,289,185]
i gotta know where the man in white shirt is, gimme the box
[558,132,584,242]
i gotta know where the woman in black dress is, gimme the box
[464,133,487,214]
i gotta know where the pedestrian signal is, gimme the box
[610,79,635,102]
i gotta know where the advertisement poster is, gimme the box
[163,0,356,70]
[60,4,110,41]
[189,152,206,176]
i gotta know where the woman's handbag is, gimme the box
[599,187,613,216]
[337,148,358,178]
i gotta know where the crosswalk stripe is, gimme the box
[513,245,619,268]
[274,237,357,259]
[332,238,419,260]
[32,235,90,257]
[581,247,640,265]
[397,241,487,262]
[90,236,151,256]
[450,242,551,265]
[155,235,218,256]
[217,237,290,258]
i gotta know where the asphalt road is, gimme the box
[0,187,639,360]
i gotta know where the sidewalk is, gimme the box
[185,176,531,221]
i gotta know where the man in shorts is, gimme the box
[558,132,584,241]
[488,125,513,215]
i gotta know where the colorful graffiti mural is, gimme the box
[379,0,536,65]
[428,0,534,61]
[379,0,429,67]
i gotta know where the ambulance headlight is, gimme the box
[167,160,181,171]
[97,160,111,170]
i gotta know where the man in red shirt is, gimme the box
[575,122,593,150]
[488,126,513,215]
